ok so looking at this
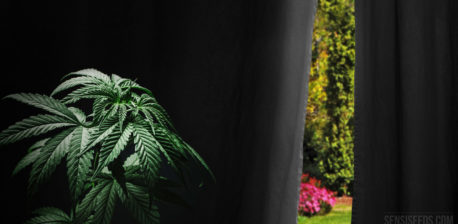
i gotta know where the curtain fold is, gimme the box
[0,0,316,223]
[353,0,458,222]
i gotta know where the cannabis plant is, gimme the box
[0,69,213,224]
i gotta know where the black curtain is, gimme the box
[353,0,458,223]
[0,0,316,223]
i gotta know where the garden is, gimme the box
[299,0,354,223]
[297,174,352,224]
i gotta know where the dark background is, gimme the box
[0,0,315,223]
[1,0,246,223]
[352,0,458,222]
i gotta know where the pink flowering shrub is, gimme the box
[298,173,336,216]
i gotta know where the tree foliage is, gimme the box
[0,69,213,223]
[304,0,355,195]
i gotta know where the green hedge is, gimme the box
[303,0,355,196]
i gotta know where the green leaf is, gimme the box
[51,76,103,96]
[61,85,114,105]
[92,98,110,123]
[117,182,160,224]
[93,123,133,177]
[0,114,76,146]
[118,104,127,130]
[32,207,69,218]
[123,153,139,168]
[141,109,156,135]
[181,140,215,181]
[156,126,214,181]
[67,126,93,203]
[75,180,109,223]
[25,207,70,224]
[12,148,41,176]
[64,68,111,84]
[130,85,155,98]
[143,123,177,170]
[92,179,119,224]
[29,128,76,193]
[111,74,123,83]
[28,138,50,153]
[132,123,162,186]
[81,118,118,155]
[150,103,176,131]
[4,93,78,122]
[68,107,87,124]
[105,103,119,120]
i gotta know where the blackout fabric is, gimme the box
[0,0,316,223]
[353,0,458,223]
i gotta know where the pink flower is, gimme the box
[298,173,336,216]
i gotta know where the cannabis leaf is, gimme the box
[118,182,160,224]
[67,126,93,203]
[0,69,213,224]
[92,178,119,224]
[25,207,71,224]
[94,123,133,177]
[4,93,78,122]
[0,114,76,145]
[28,127,76,194]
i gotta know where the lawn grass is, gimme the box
[297,204,352,224]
